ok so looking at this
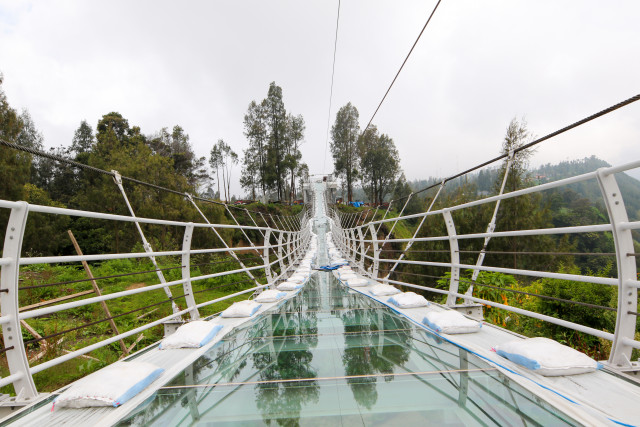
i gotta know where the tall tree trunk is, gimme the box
[216,168,221,201]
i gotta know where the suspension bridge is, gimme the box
[0,156,638,425]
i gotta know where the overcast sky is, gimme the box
[1,0,639,196]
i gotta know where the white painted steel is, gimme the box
[0,191,307,400]
[113,171,180,315]
[442,209,460,306]
[597,168,638,367]
[327,161,640,370]
[0,202,38,402]
[181,224,199,320]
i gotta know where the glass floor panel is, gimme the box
[117,273,579,426]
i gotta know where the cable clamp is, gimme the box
[111,170,123,185]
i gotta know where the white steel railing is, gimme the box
[0,196,311,404]
[328,160,640,372]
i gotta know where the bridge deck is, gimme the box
[2,182,639,426]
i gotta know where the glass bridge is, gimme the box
[115,272,576,426]
[2,178,639,426]
[111,183,577,426]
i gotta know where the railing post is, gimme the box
[263,229,273,283]
[357,226,366,272]
[368,223,380,279]
[443,209,460,306]
[286,233,293,269]
[181,224,200,320]
[349,229,357,262]
[277,231,285,274]
[597,168,638,368]
[1,202,38,401]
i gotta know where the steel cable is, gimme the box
[0,138,302,220]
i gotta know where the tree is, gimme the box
[209,139,237,203]
[357,125,401,205]
[71,120,95,155]
[264,82,287,200]
[241,83,304,202]
[242,100,269,197]
[296,162,309,198]
[0,73,29,202]
[285,114,305,202]
[488,117,553,270]
[148,125,207,189]
[330,103,360,202]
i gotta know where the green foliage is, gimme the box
[241,83,306,202]
[357,125,401,205]
[331,102,360,202]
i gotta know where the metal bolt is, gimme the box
[613,193,617,197]
[615,201,619,205]
[10,227,15,231]
[9,236,13,240]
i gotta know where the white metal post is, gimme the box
[357,226,366,272]
[181,224,200,320]
[443,209,461,306]
[368,223,380,279]
[277,231,285,274]
[349,229,358,262]
[0,202,38,401]
[597,168,638,368]
[263,229,273,283]
[286,233,293,268]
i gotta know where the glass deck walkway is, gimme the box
[115,272,577,426]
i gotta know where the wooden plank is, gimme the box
[68,230,129,356]
[120,333,145,359]
[20,289,94,312]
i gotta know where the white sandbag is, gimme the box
[388,292,429,308]
[160,321,223,349]
[494,337,601,376]
[339,273,357,281]
[347,278,369,287]
[220,300,262,318]
[53,362,164,409]
[277,281,304,291]
[288,274,307,283]
[255,289,287,303]
[369,284,401,296]
[423,311,481,334]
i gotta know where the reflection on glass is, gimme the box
[117,272,579,426]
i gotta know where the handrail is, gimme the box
[0,196,312,402]
[327,160,639,371]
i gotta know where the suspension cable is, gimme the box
[0,137,301,220]
[323,0,341,174]
[390,93,640,204]
[362,0,443,134]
